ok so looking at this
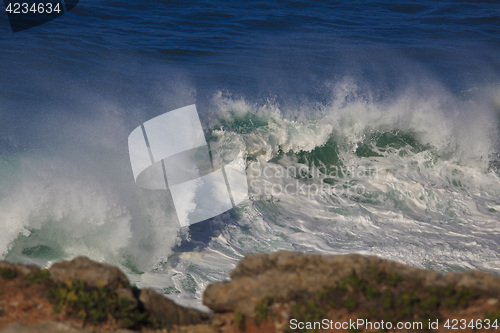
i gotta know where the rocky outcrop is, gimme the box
[203,251,500,316]
[445,270,500,293]
[139,288,211,327]
[49,257,130,290]
[0,257,211,333]
[0,322,93,333]
[1,252,500,333]
[49,257,211,327]
[0,262,39,277]
[49,257,137,306]
[204,251,500,333]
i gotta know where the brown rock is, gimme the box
[445,270,500,293]
[49,257,130,290]
[0,262,40,277]
[0,322,93,333]
[169,324,215,333]
[48,256,138,307]
[139,288,212,328]
[203,251,500,316]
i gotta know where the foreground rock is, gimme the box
[1,252,500,332]
[139,288,211,327]
[0,257,211,332]
[204,251,500,333]
[204,251,500,315]
[49,257,137,308]
[0,322,92,333]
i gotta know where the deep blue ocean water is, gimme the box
[1,1,499,117]
[0,0,499,308]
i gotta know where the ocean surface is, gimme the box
[0,0,499,309]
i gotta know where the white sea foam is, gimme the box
[0,80,499,309]
[160,82,500,307]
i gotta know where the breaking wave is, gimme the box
[0,79,499,309]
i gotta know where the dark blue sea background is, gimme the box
[1,1,499,127]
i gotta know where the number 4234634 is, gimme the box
[5,2,62,14]
[444,318,499,330]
